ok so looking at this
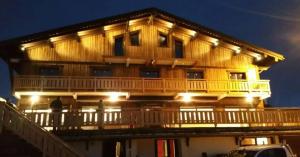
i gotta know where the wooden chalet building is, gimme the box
[1,8,300,157]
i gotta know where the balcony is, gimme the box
[23,107,300,131]
[14,76,270,98]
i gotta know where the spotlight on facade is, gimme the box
[212,39,219,48]
[20,46,26,51]
[30,94,40,105]
[255,55,263,61]
[246,94,253,103]
[108,92,120,102]
[181,93,192,103]
[234,47,241,54]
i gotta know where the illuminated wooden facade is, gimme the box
[2,8,297,157]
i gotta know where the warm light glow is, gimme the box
[234,47,241,54]
[247,69,257,80]
[82,108,96,112]
[30,94,40,105]
[246,94,253,103]
[108,92,121,102]
[105,108,121,112]
[181,93,192,103]
[20,46,26,51]
[190,30,197,37]
[255,54,262,61]
[256,137,269,145]
[212,39,219,47]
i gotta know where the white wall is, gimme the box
[180,137,236,157]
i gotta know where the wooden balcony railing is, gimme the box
[0,101,85,157]
[23,108,300,131]
[14,76,270,94]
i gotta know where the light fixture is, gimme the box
[20,46,26,51]
[212,39,219,47]
[246,94,253,103]
[255,55,262,61]
[108,92,120,102]
[234,47,241,54]
[181,93,192,103]
[30,94,40,105]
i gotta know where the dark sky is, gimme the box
[0,0,300,106]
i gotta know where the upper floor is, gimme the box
[0,8,284,107]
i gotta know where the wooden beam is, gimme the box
[147,15,154,25]
[172,59,177,68]
[126,58,130,67]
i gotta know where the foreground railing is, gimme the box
[14,75,270,94]
[0,102,85,157]
[23,108,300,131]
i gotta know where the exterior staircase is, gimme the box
[0,101,85,157]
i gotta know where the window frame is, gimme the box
[114,34,125,56]
[158,32,169,47]
[186,70,205,79]
[228,71,247,80]
[129,30,141,46]
[39,65,63,76]
[140,68,160,78]
[173,38,184,58]
[90,66,113,77]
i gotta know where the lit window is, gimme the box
[174,39,183,58]
[114,35,124,56]
[130,31,140,46]
[229,72,246,80]
[187,71,204,79]
[140,69,160,78]
[91,68,112,77]
[39,66,61,76]
[158,33,168,47]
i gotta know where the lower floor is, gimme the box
[67,136,283,157]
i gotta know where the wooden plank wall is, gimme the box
[24,22,257,80]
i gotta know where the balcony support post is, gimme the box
[142,78,145,93]
[40,76,44,91]
[68,76,71,92]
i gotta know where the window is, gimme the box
[174,39,183,58]
[158,33,168,47]
[90,67,112,77]
[229,72,246,80]
[130,31,140,46]
[114,35,124,56]
[257,148,287,157]
[39,66,61,76]
[187,71,204,79]
[140,69,160,78]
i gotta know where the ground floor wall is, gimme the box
[66,135,285,157]
[180,137,236,157]
[67,136,238,157]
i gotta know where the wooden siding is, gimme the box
[24,23,257,80]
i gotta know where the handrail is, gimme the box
[0,102,85,157]
[23,107,300,131]
[14,75,270,94]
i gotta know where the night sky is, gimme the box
[0,0,299,106]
